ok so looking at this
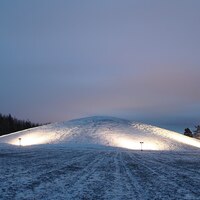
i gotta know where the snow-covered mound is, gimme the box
[0,116,200,150]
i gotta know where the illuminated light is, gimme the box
[112,137,161,150]
[18,138,21,146]
[103,131,165,150]
[9,132,53,146]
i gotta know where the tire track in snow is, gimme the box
[132,152,200,195]
[105,151,124,200]
[127,151,199,199]
[111,152,144,199]
[64,151,108,199]
[145,151,200,174]
[2,148,200,200]
[14,150,97,199]
[28,151,95,182]
[70,151,117,200]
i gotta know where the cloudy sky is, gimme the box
[0,0,200,131]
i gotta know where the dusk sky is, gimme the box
[0,0,200,132]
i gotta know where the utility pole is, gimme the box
[140,142,144,151]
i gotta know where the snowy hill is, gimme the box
[0,116,200,150]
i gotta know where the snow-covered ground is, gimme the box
[1,116,200,199]
[0,146,200,200]
[1,116,200,150]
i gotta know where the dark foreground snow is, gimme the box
[1,146,200,200]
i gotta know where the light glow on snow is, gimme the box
[134,124,200,149]
[112,136,161,150]
[1,117,200,150]
[9,132,51,146]
[166,132,200,149]
[104,131,164,150]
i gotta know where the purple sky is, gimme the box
[0,0,200,132]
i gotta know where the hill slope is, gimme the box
[0,116,200,150]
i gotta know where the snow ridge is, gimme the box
[0,116,200,150]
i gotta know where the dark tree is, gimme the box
[0,113,42,136]
[193,125,200,139]
[184,128,193,137]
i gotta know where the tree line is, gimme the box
[0,113,41,137]
[184,126,200,139]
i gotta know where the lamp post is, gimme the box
[19,138,21,146]
[140,142,144,151]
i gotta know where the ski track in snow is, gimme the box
[1,147,200,200]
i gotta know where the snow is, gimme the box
[0,146,200,200]
[1,116,200,199]
[0,116,200,150]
